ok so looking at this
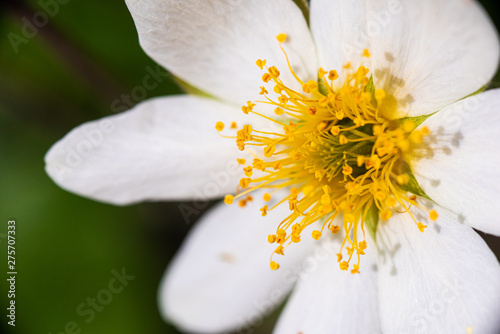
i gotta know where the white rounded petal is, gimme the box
[159,192,316,333]
[274,235,380,334]
[311,0,499,116]
[413,89,500,236]
[45,95,250,205]
[377,211,500,334]
[125,0,317,107]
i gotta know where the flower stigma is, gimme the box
[217,34,437,274]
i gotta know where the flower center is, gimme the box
[217,34,437,274]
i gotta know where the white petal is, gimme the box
[125,0,317,107]
[311,0,499,116]
[377,211,500,334]
[274,236,381,334]
[45,95,249,205]
[413,89,500,236]
[159,192,316,333]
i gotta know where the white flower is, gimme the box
[44,0,500,333]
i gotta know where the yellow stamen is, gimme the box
[222,33,435,273]
[215,122,224,131]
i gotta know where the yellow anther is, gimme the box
[260,205,268,216]
[337,253,343,262]
[429,210,438,221]
[351,264,360,274]
[403,120,415,133]
[262,73,272,83]
[339,135,348,145]
[259,86,268,95]
[303,79,318,93]
[386,197,397,207]
[373,125,383,136]
[274,85,283,94]
[317,121,328,131]
[343,62,351,69]
[376,146,388,157]
[330,126,340,136]
[321,194,331,205]
[355,66,369,81]
[278,95,288,104]
[242,101,255,114]
[215,122,225,131]
[312,230,322,240]
[322,185,331,194]
[361,92,372,103]
[318,204,333,216]
[277,229,286,239]
[328,70,339,81]
[330,225,340,234]
[366,155,381,169]
[342,165,353,175]
[409,195,417,204]
[357,155,365,167]
[264,144,275,157]
[340,261,349,271]
[275,245,284,255]
[418,222,427,232]
[238,199,247,207]
[291,234,301,243]
[302,186,314,196]
[276,33,287,43]
[246,195,253,202]
[243,166,253,177]
[396,174,410,185]
[224,195,234,205]
[375,191,386,201]
[362,48,371,58]
[274,107,284,116]
[318,67,327,77]
[397,139,410,152]
[409,130,423,144]
[359,241,367,250]
[269,66,280,78]
[289,151,302,160]
[380,208,393,220]
[236,158,246,165]
[375,89,386,101]
[253,158,265,171]
[268,234,276,243]
[270,261,280,270]
[230,121,238,129]
[256,59,266,70]
[354,117,365,127]
[263,193,272,202]
[308,106,317,116]
[239,178,251,188]
[273,161,283,170]
[421,126,430,136]
[290,188,299,196]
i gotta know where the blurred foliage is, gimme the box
[0,1,499,334]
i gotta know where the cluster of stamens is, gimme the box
[216,34,437,273]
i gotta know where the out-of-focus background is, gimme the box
[0,1,499,333]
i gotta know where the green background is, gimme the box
[0,1,499,333]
